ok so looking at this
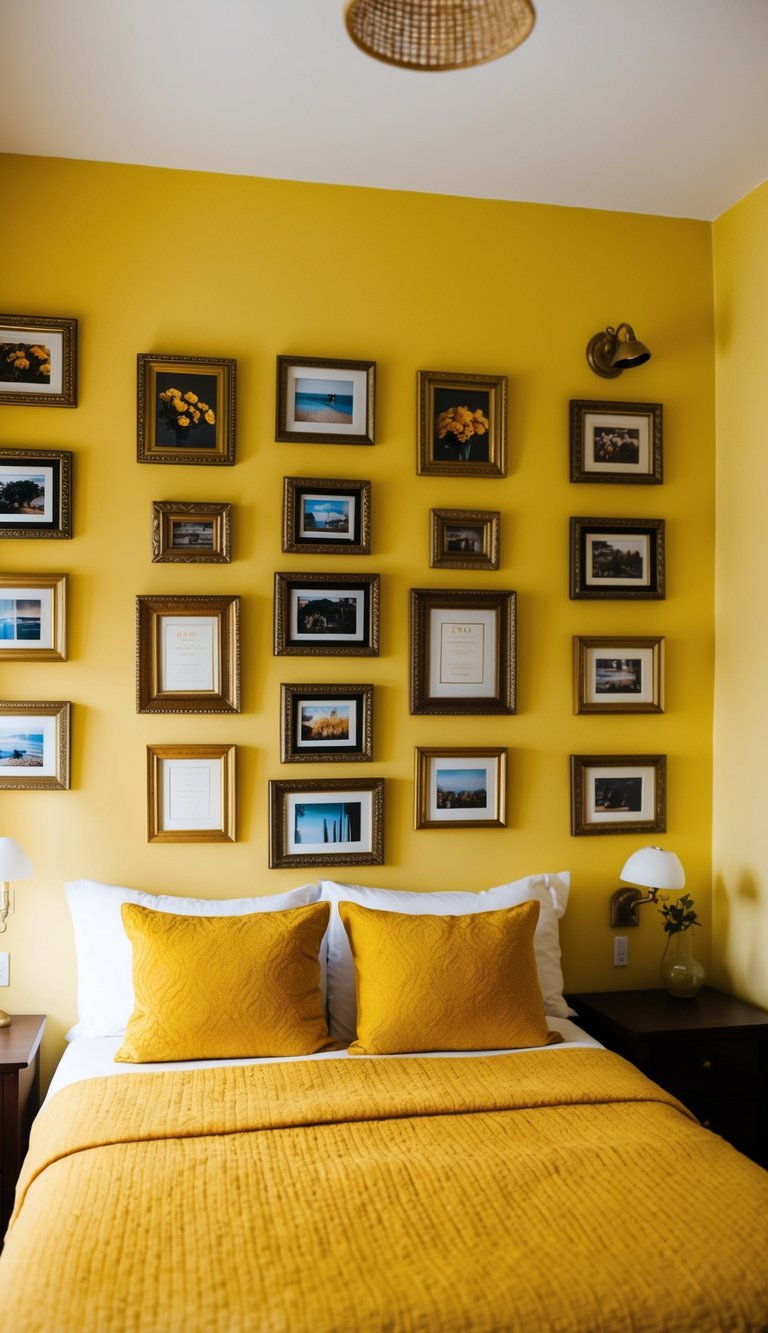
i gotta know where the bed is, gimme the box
[1,873,767,1332]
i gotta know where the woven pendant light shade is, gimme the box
[345,0,536,71]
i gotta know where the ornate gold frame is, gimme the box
[0,573,67,661]
[0,701,70,790]
[136,595,240,713]
[151,501,232,563]
[147,743,236,843]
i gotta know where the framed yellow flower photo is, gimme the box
[417,370,507,477]
[0,314,77,407]
[137,354,236,465]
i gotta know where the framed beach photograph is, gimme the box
[0,314,77,407]
[410,587,516,715]
[570,517,665,600]
[0,449,72,540]
[0,573,67,660]
[281,683,373,763]
[282,477,371,555]
[569,400,663,484]
[274,572,380,657]
[430,508,500,570]
[570,754,666,836]
[417,370,507,477]
[0,701,70,790]
[414,747,507,829]
[137,354,236,465]
[147,743,236,843]
[574,635,665,714]
[151,501,232,563]
[275,355,375,445]
[268,777,384,868]
[136,595,240,713]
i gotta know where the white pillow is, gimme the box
[64,878,321,1039]
[320,873,572,1043]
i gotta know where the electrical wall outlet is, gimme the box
[613,936,629,967]
[0,952,9,986]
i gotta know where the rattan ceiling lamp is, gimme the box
[344,0,536,72]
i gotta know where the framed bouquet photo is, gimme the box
[417,370,507,477]
[136,594,240,713]
[280,683,373,763]
[410,587,516,715]
[0,701,70,791]
[570,400,663,484]
[570,754,666,836]
[275,355,375,446]
[0,314,77,407]
[0,573,67,661]
[573,635,664,714]
[268,777,384,868]
[137,354,235,465]
[151,501,232,563]
[414,747,507,829]
[0,449,72,540]
[282,477,371,555]
[570,517,665,600]
[274,572,379,657]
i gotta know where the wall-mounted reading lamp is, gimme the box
[0,836,33,1029]
[586,323,652,378]
[610,845,685,928]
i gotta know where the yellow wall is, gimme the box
[712,179,768,1008]
[0,154,715,1087]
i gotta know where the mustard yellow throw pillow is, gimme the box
[116,901,334,1062]
[339,899,562,1055]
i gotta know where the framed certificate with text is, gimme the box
[409,588,516,715]
[136,595,240,713]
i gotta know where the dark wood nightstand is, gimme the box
[0,1015,46,1241]
[566,988,768,1168]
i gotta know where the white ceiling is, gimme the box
[1,0,767,220]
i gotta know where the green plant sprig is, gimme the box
[657,892,700,935]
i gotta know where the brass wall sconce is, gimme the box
[0,836,33,1028]
[586,323,652,378]
[610,845,685,928]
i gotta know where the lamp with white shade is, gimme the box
[0,836,33,1029]
[610,845,685,928]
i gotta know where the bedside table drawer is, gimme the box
[644,1037,761,1099]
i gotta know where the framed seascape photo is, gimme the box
[0,449,72,540]
[152,501,232,563]
[282,477,371,555]
[280,683,373,763]
[274,572,380,657]
[275,356,375,445]
[147,743,236,843]
[570,400,663,484]
[570,754,666,836]
[409,588,516,715]
[0,573,67,661]
[574,636,664,714]
[414,747,507,829]
[0,314,77,407]
[268,777,384,868]
[417,370,507,477]
[570,517,665,600]
[430,508,500,570]
[0,701,70,790]
[136,595,240,713]
[137,354,235,465]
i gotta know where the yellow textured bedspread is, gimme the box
[2,1048,768,1332]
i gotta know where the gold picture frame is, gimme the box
[151,501,232,563]
[0,449,72,540]
[430,508,500,570]
[276,355,376,445]
[280,683,373,762]
[136,595,240,713]
[409,587,516,715]
[417,369,507,477]
[570,399,663,484]
[570,517,666,600]
[268,777,384,868]
[570,754,666,836]
[0,313,77,407]
[137,353,236,465]
[0,701,70,790]
[274,572,380,656]
[574,636,665,714]
[414,747,507,829]
[0,573,67,660]
[282,477,371,555]
[147,743,236,843]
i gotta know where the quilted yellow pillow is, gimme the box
[116,901,334,1062]
[339,899,561,1055]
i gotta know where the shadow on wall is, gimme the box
[712,869,764,1004]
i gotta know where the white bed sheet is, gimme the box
[44,1017,602,1105]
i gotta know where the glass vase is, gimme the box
[660,929,705,998]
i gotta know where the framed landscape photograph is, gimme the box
[0,314,77,407]
[430,508,500,570]
[275,355,375,445]
[268,777,384,868]
[409,587,516,715]
[282,477,371,555]
[570,400,663,484]
[136,594,240,713]
[0,573,67,660]
[417,370,507,477]
[274,572,379,656]
[414,747,507,829]
[137,353,236,465]
[0,701,70,790]
[570,517,665,600]
[280,683,373,762]
[152,501,232,563]
[570,754,666,836]
[574,635,665,714]
[0,449,72,540]
[147,743,236,843]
